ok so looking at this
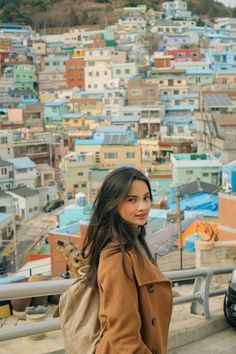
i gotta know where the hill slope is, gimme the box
[0,0,234,29]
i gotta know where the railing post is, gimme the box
[190,268,214,319]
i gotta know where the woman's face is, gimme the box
[118,179,151,228]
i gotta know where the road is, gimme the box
[1,209,60,273]
[168,327,236,354]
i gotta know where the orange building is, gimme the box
[166,49,201,62]
[218,192,236,241]
[154,54,173,69]
[65,57,85,89]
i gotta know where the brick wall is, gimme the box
[218,193,236,241]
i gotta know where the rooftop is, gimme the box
[7,187,39,198]
[6,157,36,169]
[0,212,12,223]
[174,153,219,161]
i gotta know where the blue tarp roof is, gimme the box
[7,157,36,169]
[168,193,218,218]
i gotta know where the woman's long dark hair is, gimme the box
[82,167,155,287]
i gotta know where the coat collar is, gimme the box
[101,241,171,287]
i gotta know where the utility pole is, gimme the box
[174,183,183,270]
[60,133,68,206]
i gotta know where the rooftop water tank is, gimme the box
[75,193,87,207]
[232,169,236,193]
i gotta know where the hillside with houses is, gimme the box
[0,0,235,313]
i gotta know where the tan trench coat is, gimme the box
[96,242,173,354]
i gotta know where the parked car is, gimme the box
[43,199,64,212]
[224,268,236,328]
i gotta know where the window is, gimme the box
[29,208,33,213]
[104,152,118,159]
[186,170,193,175]
[126,152,135,159]
[34,207,38,211]
[18,168,27,173]
[177,126,184,133]
[1,137,7,144]
[125,69,130,74]
[168,79,174,86]
[116,69,121,75]
[96,152,100,163]
[131,89,141,96]
[77,172,83,176]
[1,168,7,175]
[202,173,209,177]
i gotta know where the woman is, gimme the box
[83,167,173,354]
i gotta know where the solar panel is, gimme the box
[202,93,231,108]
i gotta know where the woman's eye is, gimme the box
[127,198,136,203]
[145,195,151,200]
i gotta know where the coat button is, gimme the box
[152,318,157,326]
[148,284,155,293]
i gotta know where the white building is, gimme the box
[84,47,114,91]
[0,192,14,213]
[0,212,15,249]
[0,130,14,159]
[6,187,40,221]
[102,89,125,117]
[6,157,37,189]
[112,62,138,84]
[162,0,192,20]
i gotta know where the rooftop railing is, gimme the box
[0,266,234,342]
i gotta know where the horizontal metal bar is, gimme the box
[209,288,227,297]
[211,267,234,275]
[173,293,202,305]
[165,267,234,282]
[0,279,73,301]
[0,318,60,342]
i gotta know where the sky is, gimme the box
[215,0,236,7]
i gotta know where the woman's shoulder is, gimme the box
[100,241,130,262]
[98,242,134,280]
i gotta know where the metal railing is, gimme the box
[0,266,234,342]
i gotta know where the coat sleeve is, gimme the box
[98,251,152,354]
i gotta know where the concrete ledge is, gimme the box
[168,313,230,350]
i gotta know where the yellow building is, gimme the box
[75,126,141,169]
[62,114,86,129]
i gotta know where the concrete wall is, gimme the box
[195,239,236,286]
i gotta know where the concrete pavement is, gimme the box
[169,327,236,353]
